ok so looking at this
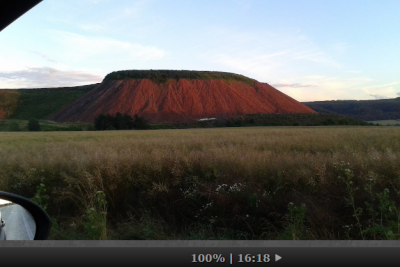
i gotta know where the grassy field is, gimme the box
[0,126,399,240]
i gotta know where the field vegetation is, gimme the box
[156,113,374,129]
[368,120,400,126]
[0,127,399,240]
[1,113,372,132]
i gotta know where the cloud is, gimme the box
[330,42,356,55]
[208,49,291,82]
[271,83,314,88]
[31,51,58,63]
[362,82,400,90]
[369,94,387,99]
[78,24,105,32]
[47,31,166,63]
[213,53,275,73]
[397,92,400,96]
[200,27,344,84]
[361,82,400,100]
[291,49,341,68]
[0,67,102,88]
[274,75,374,102]
[73,0,152,33]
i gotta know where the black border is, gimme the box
[0,0,43,32]
[0,246,399,267]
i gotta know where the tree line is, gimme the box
[94,112,150,130]
[103,69,256,85]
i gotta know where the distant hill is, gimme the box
[302,98,400,121]
[5,69,396,125]
[48,70,316,124]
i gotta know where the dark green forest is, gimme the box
[94,113,150,130]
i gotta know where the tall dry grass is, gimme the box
[0,126,399,239]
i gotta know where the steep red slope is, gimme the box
[47,79,316,123]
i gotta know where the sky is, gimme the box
[0,0,399,102]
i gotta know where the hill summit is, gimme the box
[103,70,257,85]
[48,70,316,124]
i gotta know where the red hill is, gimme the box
[47,70,316,124]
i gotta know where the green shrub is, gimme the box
[28,118,41,131]
[94,113,148,130]
[134,115,150,130]
[280,202,307,240]
[84,191,108,240]
[31,183,49,211]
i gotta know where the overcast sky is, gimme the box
[0,0,399,101]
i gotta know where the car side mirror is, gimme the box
[0,191,51,240]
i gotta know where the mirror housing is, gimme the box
[0,191,51,240]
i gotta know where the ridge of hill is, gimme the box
[302,97,400,121]
[103,69,257,85]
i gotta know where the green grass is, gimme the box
[0,127,399,240]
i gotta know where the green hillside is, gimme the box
[103,69,256,85]
[0,90,20,118]
[8,84,98,120]
[302,97,400,121]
